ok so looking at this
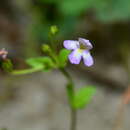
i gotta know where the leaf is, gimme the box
[26,56,56,71]
[2,59,13,72]
[12,57,56,75]
[73,86,96,109]
[59,0,92,16]
[58,49,70,67]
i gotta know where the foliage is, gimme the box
[12,25,96,109]
[26,57,55,70]
[31,0,130,41]
[73,86,96,109]
[66,83,96,109]
[1,59,13,73]
[94,0,130,21]
[11,26,96,130]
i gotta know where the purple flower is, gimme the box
[63,38,94,66]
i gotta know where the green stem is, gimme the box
[59,68,77,130]
[48,32,77,130]
[12,66,43,75]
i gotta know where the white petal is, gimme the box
[68,49,82,64]
[82,50,94,66]
[63,40,79,50]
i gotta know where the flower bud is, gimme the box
[42,44,51,53]
[50,25,58,35]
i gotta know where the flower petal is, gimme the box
[79,38,93,50]
[82,50,94,66]
[68,49,82,64]
[63,40,79,50]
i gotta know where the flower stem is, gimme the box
[48,33,77,130]
[59,68,77,130]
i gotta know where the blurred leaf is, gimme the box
[2,59,13,73]
[32,0,130,41]
[12,57,56,75]
[94,0,130,22]
[59,0,92,16]
[26,57,56,71]
[26,57,44,68]
[58,49,70,67]
[73,86,96,109]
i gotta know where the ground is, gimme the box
[0,70,129,130]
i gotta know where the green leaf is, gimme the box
[12,57,56,75]
[26,57,44,68]
[73,86,96,109]
[58,49,70,67]
[26,56,56,71]
[59,0,92,16]
[2,59,13,72]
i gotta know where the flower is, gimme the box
[0,48,8,59]
[63,38,94,66]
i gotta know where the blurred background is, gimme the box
[0,0,130,130]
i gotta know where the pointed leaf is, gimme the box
[73,86,96,109]
[26,56,56,71]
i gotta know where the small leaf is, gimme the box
[58,49,70,67]
[12,57,56,75]
[39,57,56,71]
[26,56,56,71]
[73,86,96,109]
[2,59,13,72]
[26,57,44,68]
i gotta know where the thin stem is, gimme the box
[59,68,77,130]
[48,33,77,130]
[70,108,77,130]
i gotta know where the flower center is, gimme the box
[77,49,83,53]
[79,43,87,50]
